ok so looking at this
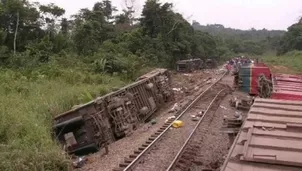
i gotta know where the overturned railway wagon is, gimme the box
[222,98,302,171]
[204,58,218,69]
[53,68,174,155]
[176,58,202,72]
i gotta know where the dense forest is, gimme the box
[0,0,302,170]
[192,22,285,55]
[0,0,223,72]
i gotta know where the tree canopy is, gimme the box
[277,18,302,55]
[192,21,285,55]
[0,0,223,73]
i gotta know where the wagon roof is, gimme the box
[272,73,302,101]
[222,98,302,171]
[176,58,201,64]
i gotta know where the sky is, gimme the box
[33,0,302,30]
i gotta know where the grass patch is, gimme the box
[0,68,126,170]
[260,51,302,74]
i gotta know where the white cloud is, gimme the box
[31,0,302,30]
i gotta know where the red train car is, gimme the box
[238,63,271,95]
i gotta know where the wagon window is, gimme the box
[178,64,187,69]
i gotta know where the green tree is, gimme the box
[278,17,302,54]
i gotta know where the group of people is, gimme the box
[225,56,256,74]
[228,56,254,66]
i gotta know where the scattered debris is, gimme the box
[206,80,212,84]
[73,156,88,168]
[172,120,184,128]
[220,105,228,110]
[169,103,180,113]
[234,111,242,120]
[221,112,243,140]
[165,116,176,123]
[191,115,200,121]
[197,111,204,117]
[183,74,192,76]
[141,124,152,132]
[173,88,182,92]
[150,119,157,125]
[229,96,253,110]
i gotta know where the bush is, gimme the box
[261,50,302,73]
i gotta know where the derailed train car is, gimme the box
[176,58,203,72]
[175,58,218,73]
[53,69,174,155]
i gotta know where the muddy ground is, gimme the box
[77,68,250,171]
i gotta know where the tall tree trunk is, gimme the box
[14,11,19,55]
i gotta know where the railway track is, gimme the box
[166,89,229,171]
[113,71,228,171]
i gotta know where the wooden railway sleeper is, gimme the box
[124,157,133,163]
[119,162,129,167]
[134,150,141,154]
[130,154,138,158]
[149,137,156,140]
[138,146,145,150]
[142,143,148,147]
[175,163,188,171]
[178,158,191,165]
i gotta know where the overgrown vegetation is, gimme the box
[259,18,302,73]
[262,50,302,73]
[0,0,301,170]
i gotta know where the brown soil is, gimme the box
[269,65,298,74]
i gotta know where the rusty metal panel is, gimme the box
[272,73,302,101]
[274,73,302,83]
[222,98,302,171]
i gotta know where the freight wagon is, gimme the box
[53,68,174,155]
[221,98,302,171]
[204,58,218,69]
[222,59,302,171]
[175,58,203,72]
[236,63,271,95]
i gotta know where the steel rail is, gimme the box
[122,71,227,171]
[165,88,226,171]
